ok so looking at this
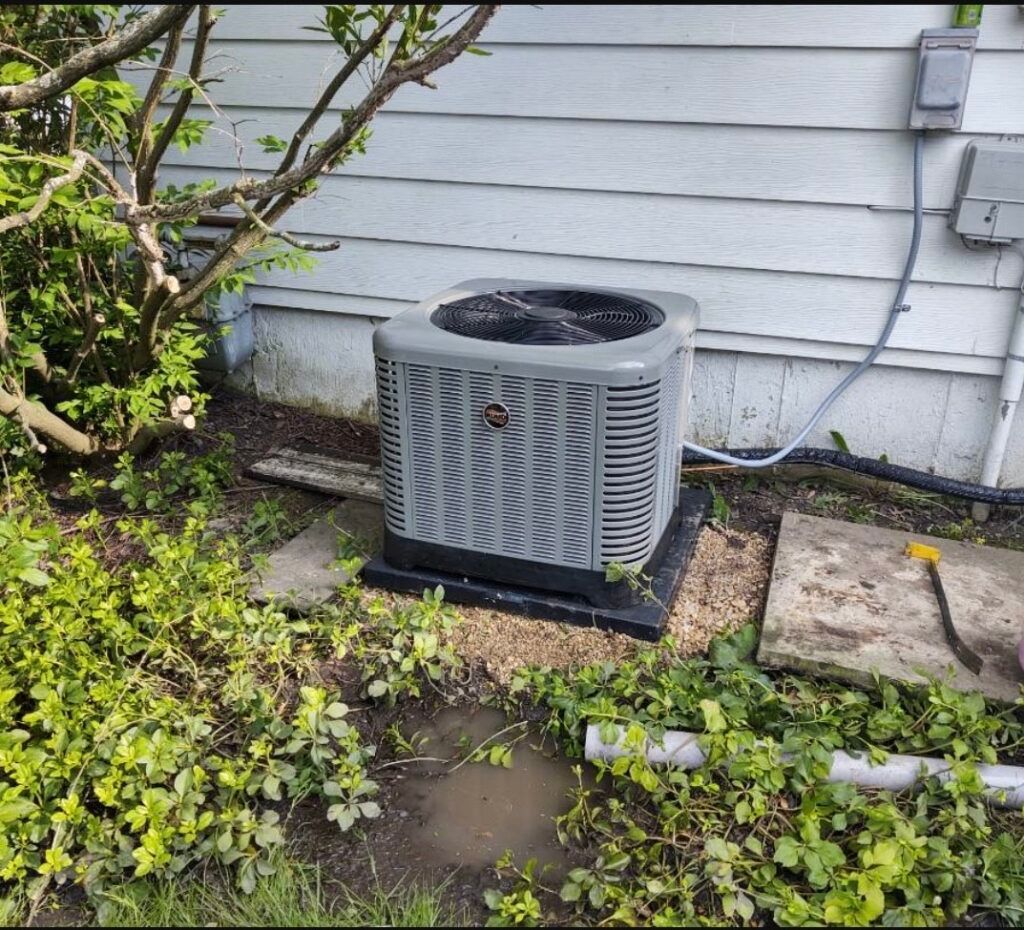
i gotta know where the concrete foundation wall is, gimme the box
[228,304,1024,485]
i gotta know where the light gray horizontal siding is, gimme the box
[161,5,1024,478]
[165,41,1024,132]
[214,4,1024,50]
[248,287,1007,378]
[163,110,1001,209]
[164,167,1003,287]
[226,236,1019,363]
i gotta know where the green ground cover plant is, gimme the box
[489,628,1024,926]
[0,460,463,922]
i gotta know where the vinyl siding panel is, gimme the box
[213,5,1024,50]
[154,4,1024,480]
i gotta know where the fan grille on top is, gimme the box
[429,289,664,346]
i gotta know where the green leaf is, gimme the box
[560,882,581,903]
[773,835,801,868]
[0,62,36,84]
[16,566,50,586]
[359,801,381,819]
[254,134,288,153]
[699,698,727,733]
[829,429,851,453]
[0,799,37,823]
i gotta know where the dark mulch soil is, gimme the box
[684,466,1024,554]
[200,386,381,471]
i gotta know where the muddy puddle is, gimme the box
[390,704,584,873]
[289,702,588,919]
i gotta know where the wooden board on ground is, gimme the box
[759,512,1024,703]
[246,445,382,502]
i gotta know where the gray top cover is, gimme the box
[373,278,700,387]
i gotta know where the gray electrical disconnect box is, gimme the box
[950,140,1024,244]
[908,28,979,131]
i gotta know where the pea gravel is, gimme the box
[413,525,773,686]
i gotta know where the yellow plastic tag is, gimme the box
[905,541,941,564]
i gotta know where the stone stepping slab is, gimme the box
[759,511,1024,702]
[250,498,384,610]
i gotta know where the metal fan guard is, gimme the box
[430,288,665,345]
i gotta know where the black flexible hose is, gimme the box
[679,447,1024,506]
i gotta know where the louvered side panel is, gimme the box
[561,383,598,566]
[375,358,408,534]
[403,364,596,568]
[466,371,499,551]
[436,368,470,547]
[598,381,662,566]
[406,364,442,539]
[655,351,684,536]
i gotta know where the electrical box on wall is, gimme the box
[950,140,1024,244]
[908,28,979,131]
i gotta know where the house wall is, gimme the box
[159,5,1024,482]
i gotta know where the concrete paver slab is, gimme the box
[758,512,1024,702]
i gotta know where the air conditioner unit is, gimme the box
[372,279,699,608]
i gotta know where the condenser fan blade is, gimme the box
[431,289,664,345]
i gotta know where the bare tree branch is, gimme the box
[132,275,181,370]
[0,151,87,233]
[139,6,216,203]
[232,194,339,252]
[126,413,195,453]
[76,149,171,290]
[0,6,195,112]
[13,408,46,455]
[0,386,99,456]
[66,313,105,384]
[132,14,188,178]
[128,5,499,226]
[254,4,406,210]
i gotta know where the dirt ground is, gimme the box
[45,386,1023,687]
[184,389,1023,685]
[60,386,1011,685]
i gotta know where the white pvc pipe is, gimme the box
[975,284,1024,522]
[584,724,1024,808]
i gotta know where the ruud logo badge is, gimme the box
[483,402,510,430]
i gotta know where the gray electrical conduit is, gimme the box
[680,131,926,470]
[584,724,1024,808]
[679,130,1024,505]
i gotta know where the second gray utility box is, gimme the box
[950,140,1024,245]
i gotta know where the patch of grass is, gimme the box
[706,481,731,528]
[0,893,25,928]
[928,518,986,545]
[98,855,460,927]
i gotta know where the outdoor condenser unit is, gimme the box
[372,279,700,607]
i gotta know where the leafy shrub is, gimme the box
[504,628,1024,926]
[0,482,378,903]
[335,583,463,705]
[0,5,496,459]
[106,439,235,512]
